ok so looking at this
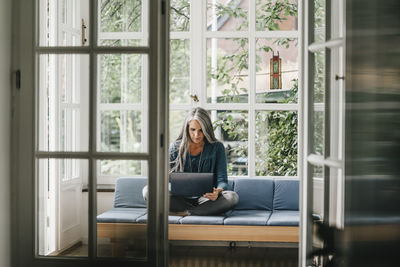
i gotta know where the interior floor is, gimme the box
[59,243,298,266]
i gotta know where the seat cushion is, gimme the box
[179,215,225,225]
[97,208,147,223]
[273,179,299,210]
[114,177,147,208]
[267,210,299,226]
[223,210,272,226]
[234,178,274,210]
[136,214,182,224]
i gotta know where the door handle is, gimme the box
[81,19,87,46]
[335,75,345,81]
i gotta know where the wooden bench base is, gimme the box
[98,223,299,257]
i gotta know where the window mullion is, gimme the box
[88,0,97,260]
[249,0,256,177]
[191,0,203,106]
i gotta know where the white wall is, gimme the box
[0,0,12,266]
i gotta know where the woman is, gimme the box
[143,107,238,216]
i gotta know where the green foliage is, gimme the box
[170,39,190,104]
[210,0,299,176]
[313,51,325,103]
[313,111,324,156]
[314,0,325,42]
[256,0,298,31]
[100,54,142,104]
[255,110,298,176]
[209,38,249,103]
[213,111,248,176]
[312,51,325,156]
[214,2,247,31]
[101,110,142,152]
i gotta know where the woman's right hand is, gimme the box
[203,187,223,201]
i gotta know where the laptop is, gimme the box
[170,172,214,197]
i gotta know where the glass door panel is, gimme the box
[96,160,148,258]
[37,159,89,257]
[38,54,90,152]
[314,0,326,42]
[98,0,148,46]
[34,0,165,263]
[312,50,326,156]
[97,54,149,153]
[39,0,90,46]
[304,0,345,265]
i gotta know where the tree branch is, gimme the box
[170,6,189,20]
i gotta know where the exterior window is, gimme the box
[169,0,299,178]
[97,0,149,184]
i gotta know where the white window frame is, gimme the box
[96,1,149,184]
[170,0,302,179]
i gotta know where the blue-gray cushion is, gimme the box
[97,208,147,223]
[136,214,182,224]
[234,178,274,210]
[179,215,225,225]
[223,210,272,226]
[114,177,147,208]
[273,179,299,210]
[267,210,299,226]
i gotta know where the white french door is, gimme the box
[301,0,346,266]
[14,0,169,266]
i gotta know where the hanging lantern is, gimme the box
[270,51,282,89]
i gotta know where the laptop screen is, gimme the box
[170,172,214,197]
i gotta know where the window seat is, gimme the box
[97,177,299,256]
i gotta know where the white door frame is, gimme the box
[300,0,346,266]
[12,0,169,266]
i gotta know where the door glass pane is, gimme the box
[255,111,298,176]
[256,0,298,31]
[314,0,325,42]
[170,39,190,104]
[312,51,325,155]
[311,165,324,258]
[256,38,298,103]
[98,54,148,153]
[169,110,188,146]
[207,0,248,31]
[37,159,88,257]
[96,160,148,259]
[99,54,145,104]
[207,38,249,103]
[38,54,89,152]
[170,0,190,32]
[39,0,90,46]
[98,0,148,46]
[213,110,248,176]
[100,110,143,152]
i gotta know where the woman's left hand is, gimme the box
[203,187,223,201]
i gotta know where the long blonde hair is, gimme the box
[171,107,217,172]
